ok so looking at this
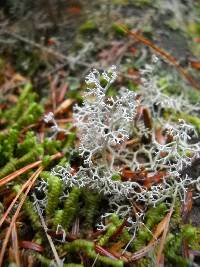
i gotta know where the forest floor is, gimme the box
[0,0,200,266]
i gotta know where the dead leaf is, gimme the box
[127,239,158,262]
[109,241,126,254]
[155,128,167,145]
[181,190,193,223]
[11,223,21,267]
[190,61,200,70]
[149,213,169,244]
[55,99,74,115]
[20,241,44,253]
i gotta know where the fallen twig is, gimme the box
[127,239,159,262]
[33,193,62,267]
[11,222,20,267]
[0,166,43,266]
[154,186,178,267]
[118,24,200,91]
[0,152,62,187]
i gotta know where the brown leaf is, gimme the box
[181,190,193,223]
[144,171,167,189]
[109,241,126,254]
[11,223,21,267]
[66,5,82,16]
[121,167,147,182]
[125,137,141,146]
[149,213,169,245]
[127,239,158,262]
[55,98,74,115]
[155,128,167,145]
[20,241,44,253]
[190,60,200,70]
[95,245,120,259]
[118,24,200,91]
[143,108,152,130]
[98,41,128,66]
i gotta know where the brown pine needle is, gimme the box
[0,175,32,227]
[11,222,20,267]
[0,153,63,227]
[0,160,42,187]
[154,187,178,267]
[55,98,74,115]
[128,239,159,262]
[0,153,62,266]
[118,24,200,91]
[33,193,62,267]
[0,166,43,266]
[148,214,169,245]
[0,152,63,187]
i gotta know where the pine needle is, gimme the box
[11,222,20,267]
[0,173,33,227]
[0,153,63,228]
[154,186,178,267]
[0,166,43,266]
[33,193,62,267]
[0,160,42,187]
[0,152,62,187]
[118,24,200,91]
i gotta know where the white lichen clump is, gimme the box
[73,66,138,164]
[51,61,200,225]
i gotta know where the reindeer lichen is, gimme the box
[51,62,200,225]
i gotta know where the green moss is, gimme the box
[13,184,41,230]
[111,173,121,181]
[16,147,43,168]
[181,225,199,249]
[45,173,63,217]
[130,0,152,7]
[43,138,61,154]
[132,203,167,250]
[110,213,130,243]
[4,83,41,125]
[112,23,127,36]
[0,145,43,178]
[0,158,18,178]
[145,203,168,229]
[164,110,200,132]
[165,19,180,31]
[0,129,19,166]
[62,187,81,231]
[81,189,101,229]
[63,240,124,267]
[0,83,45,176]
[88,249,124,267]
[97,224,117,246]
[164,233,189,267]
[53,209,64,229]
[181,113,200,132]
[17,131,37,155]
[79,20,97,33]
[36,254,84,267]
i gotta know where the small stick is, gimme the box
[11,222,21,267]
[33,194,62,267]
[0,153,62,227]
[0,167,43,266]
[0,176,33,227]
[154,186,178,267]
[118,24,200,91]
[0,152,63,187]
